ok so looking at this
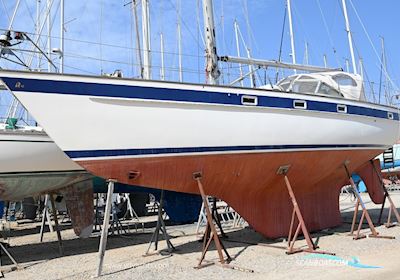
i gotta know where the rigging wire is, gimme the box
[240,0,259,54]
[0,27,204,59]
[166,0,203,50]
[195,0,205,47]
[347,0,398,93]
[0,0,11,24]
[316,0,340,67]
[22,0,37,27]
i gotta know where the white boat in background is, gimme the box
[0,123,90,201]
[0,123,83,174]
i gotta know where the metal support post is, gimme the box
[0,242,20,276]
[344,163,394,240]
[49,194,64,256]
[276,165,334,255]
[370,160,400,227]
[39,194,53,243]
[96,179,115,277]
[193,172,231,268]
[145,190,175,255]
[123,193,144,232]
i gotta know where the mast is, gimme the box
[8,0,21,30]
[132,1,143,78]
[245,47,255,88]
[304,42,309,65]
[379,36,389,104]
[160,33,165,80]
[323,54,327,68]
[202,0,220,84]
[341,0,357,74]
[47,0,52,72]
[141,0,151,79]
[286,0,296,73]
[234,20,244,87]
[36,0,41,70]
[6,0,22,121]
[27,0,54,69]
[177,0,183,82]
[60,0,64,73]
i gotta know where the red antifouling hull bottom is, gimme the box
[78,149,382,238]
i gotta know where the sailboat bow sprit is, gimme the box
[0,70,399,237]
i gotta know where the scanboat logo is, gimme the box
[297,253,381,269]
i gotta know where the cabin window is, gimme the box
[280,82,291,91]
[333,74,357,86]
[241,95,258,106]
[293,100,307,109]
[388,112,394,120]
[292,81,318,94]
[317,83,342,97]
[337,104,347,113]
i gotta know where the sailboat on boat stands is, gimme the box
[0,0,398,238]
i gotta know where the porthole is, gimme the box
[293,100,307,109]
[337,104,347,113]
[241,95,258,106]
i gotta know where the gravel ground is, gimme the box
[2,192,400,280]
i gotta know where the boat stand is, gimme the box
[39,194,53,243]
[123,193,145,232]
[38,194,64,256]
[94,193,101,232]
[145,190,175,256]
[210,198,228,238]
[110,206,127,236]
[49,194,64,256]
[193,172,232,268]
[344,164,394,240]
[277,165,334,255]
[197,197,228,238]
[370,160,400,227]
[378,192,400,227]
[96,179,115,277]
[0,242,20,277]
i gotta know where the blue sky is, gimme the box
[0,0,399,115]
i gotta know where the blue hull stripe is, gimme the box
[1,77,399,121]
[65,144,387,159]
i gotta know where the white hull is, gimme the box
[0,71,398,162]
[1,70,399,236]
